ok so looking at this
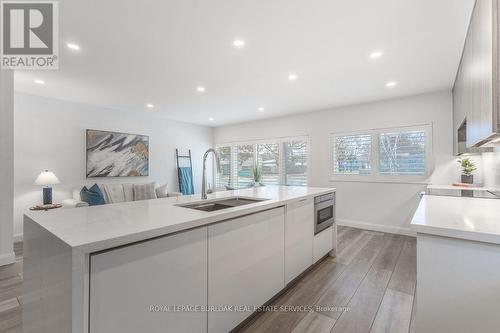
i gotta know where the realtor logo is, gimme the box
[1,1,58,69]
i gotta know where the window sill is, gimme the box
[329,178,430,185]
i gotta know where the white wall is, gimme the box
[14,93,214,239]
[215,91,456,235]
[0,71,15,265]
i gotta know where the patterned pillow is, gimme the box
[80,184,106,206]
[155,184,169,198]
[122,184,135,202]
[102,184,126,204]
[134,183,158,201]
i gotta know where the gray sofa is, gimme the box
[62,182,182,208]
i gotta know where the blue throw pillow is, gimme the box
[80,184,106,206]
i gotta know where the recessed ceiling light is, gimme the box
[233,39,245,48]
[258,107,265,112]
[385,81,397,88]
[146,103,154,108]
[197,86,206,93]
[34,79,45,85]
[369,51,383,59]
[67,43,80,50]
[288,73,298,81]
[208,117,214,121]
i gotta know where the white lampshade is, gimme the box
[33,170,61,186]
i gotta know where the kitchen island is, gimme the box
[23,186,336,333]
[411,194,500,333]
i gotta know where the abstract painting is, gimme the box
[86,129,149,178]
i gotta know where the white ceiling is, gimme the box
[14,0,475,126]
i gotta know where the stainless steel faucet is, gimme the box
[202,148,221,199]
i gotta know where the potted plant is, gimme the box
[252,166,262,187]
[458,158,476,184]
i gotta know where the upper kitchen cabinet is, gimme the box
[453,0,500,154]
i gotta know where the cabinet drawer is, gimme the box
[289,197,314,209]
[313,226,333,263]
[89,228,208,333]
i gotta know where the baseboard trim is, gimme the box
[0,252,15,266]
[337,219,416,237]
[13,233,23,243]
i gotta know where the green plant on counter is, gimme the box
[252,165,262,184]
[458,158,476,176]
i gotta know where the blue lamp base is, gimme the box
[43,187,53,205]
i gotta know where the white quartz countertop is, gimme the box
[25,186,335,253]
[426,184,500,192]
[411,194,500,245]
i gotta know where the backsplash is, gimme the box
[482,151,500,188]
[450,151,500,188]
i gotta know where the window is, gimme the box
[235,145,254,188]
[283,141,308,185]
[333,134,372,175]
[215,137,309,189]
[257,143,280,185]
[331,125,432,181]
[379,131,426,175]
[216,146,232,188]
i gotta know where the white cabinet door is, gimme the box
[417,233,500,332]
[453,0,496,148]
[285,198,314,284]
[466,0,494,147]
[89,227,208,333]
[313,226,333,263]
[208,207,285,333]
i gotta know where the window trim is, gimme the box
[215,135,311,188]
[330,124,434,183]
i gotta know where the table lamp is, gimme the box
[34,170,61,205]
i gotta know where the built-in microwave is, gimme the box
[314,193,335,235]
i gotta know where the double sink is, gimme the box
[178,196,268,212]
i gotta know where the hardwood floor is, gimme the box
[235,227,417,333]
[0,242,22,333]
[0,227,416,333]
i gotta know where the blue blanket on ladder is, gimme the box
[178,167,194,195]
